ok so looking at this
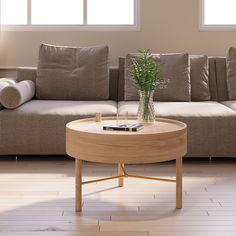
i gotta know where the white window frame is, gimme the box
[0,0,140,31]
[200,0,236,31]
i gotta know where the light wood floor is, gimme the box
[1,157,236,236]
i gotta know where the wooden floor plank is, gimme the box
[0,225,99,232]
[1,158,236,235]
[100,225,236,231]
[149,233,236,236]
[0,232,148,236]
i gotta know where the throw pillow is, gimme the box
[226,47,236,100]
[36,44,109,100]
[190,55,210,101]
[125,53,191,101]
[0,80,35,109]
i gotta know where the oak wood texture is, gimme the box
[118,163,125,187]
[66,117,187,164]
[75,159,82,212]
[176,157,183,209]
[66,117,187,212]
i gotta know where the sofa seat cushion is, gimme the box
[118,101,236,157]
[118,101,234,117]
[0,100,117,155]
[222,101,236,111]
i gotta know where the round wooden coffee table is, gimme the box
[66,117,187,212]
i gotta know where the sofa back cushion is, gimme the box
[36,44,109,100]
[119,54,214,102]
[17,66,120,101]
[190,55,210,101]
[124,53,191,102]
[208,57,218,101]
[226,47,236,100]
[215,57,229,101]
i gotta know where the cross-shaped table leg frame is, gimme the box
[75,158,183,212]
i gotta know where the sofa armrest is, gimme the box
[17,67,37,83]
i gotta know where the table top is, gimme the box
[66,117,186,136]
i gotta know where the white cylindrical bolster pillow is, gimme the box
[0,80,35,109]
[0,78,16,85]
[0,78,16,92]
[0,79,16,110]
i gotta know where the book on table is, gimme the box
[103,123,143,132]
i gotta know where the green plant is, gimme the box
[129,49,163,92]
[129,49,165,123]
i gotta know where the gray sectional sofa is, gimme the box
[1,47,236,157]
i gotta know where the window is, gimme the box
[200,0,236,31]
[0,0,139,31]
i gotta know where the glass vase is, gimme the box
[137,90,155,124]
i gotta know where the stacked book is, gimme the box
[103,123,143,132]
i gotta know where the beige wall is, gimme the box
[1,0,236,67]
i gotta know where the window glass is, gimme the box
[31,0,83,25]
[87,0,134,25]
[204,0,236,25]
[0,0,27,24]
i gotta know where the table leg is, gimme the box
[75,159,82,212]
[176,157,183,209]
[118,163,125,187]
